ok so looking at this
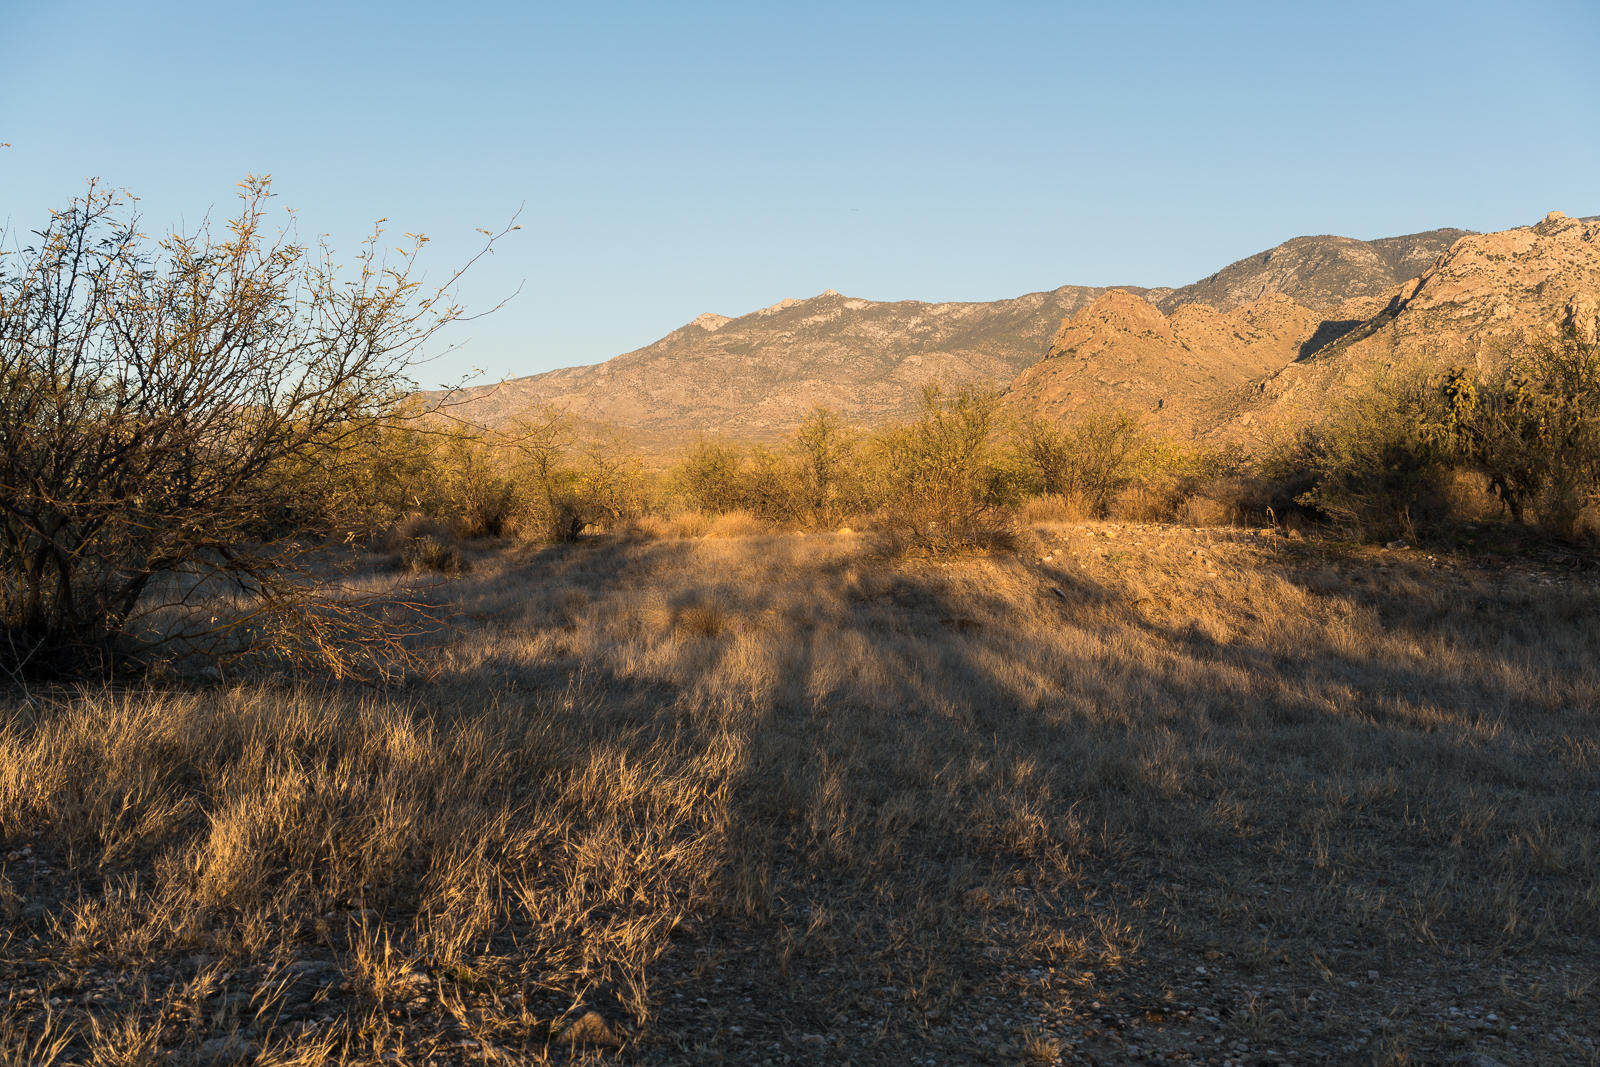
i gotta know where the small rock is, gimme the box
[1367,970,1379,981]
[1049,586,1067,599]
[196,1035,261,1063]
[1444,1054,1509,1067]
[562,1011,622,1047]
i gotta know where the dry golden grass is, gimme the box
[1,521,1597,1064]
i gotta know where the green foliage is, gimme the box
[489,407,648,542]
[664,408,862,529]
[1016,409,1143,514]
[1013,409,1241,519]
[672,437,749,516]
[787,407,860,528]
[869,382,1018,554]
[1439,332,1600,533]
[1269,368,1454,541]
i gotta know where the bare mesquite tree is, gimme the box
[0,177,513,677]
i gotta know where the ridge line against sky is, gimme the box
[3,0,1597,387]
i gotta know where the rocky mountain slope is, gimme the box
[1246,211,1600,431]
[1153,229,1471,314]
[1003,290,1332,438]
[439,285,1147,447]
[440,219,1594,448]
[1005,211,1599,441]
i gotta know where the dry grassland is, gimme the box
[1,523,1598,1067]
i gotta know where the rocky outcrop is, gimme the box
[1567,291,1599,344]
[1243,211,1600,433]
[1009,213,1600,441]
[1004,291,1324,437]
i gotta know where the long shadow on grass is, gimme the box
[435,537,1600,1062]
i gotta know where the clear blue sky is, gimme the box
[4,1,1597,387]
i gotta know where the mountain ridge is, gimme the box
[1153,228,1474,314]
[434,223,1559,447]
[438,283,1150,447]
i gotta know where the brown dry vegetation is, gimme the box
[1,522,1598,1066]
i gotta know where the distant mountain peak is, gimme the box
[427,223,1553,452]
[754,297,805,317]
[691,313,731,332]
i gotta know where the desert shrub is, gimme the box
[1578,504,1600,540]
[1108,484,1175,522]
[1272,369,1455,541]
[489,407,649,542]
[273,397,444,538]
[787,407,862,528]
[544,441,649,541]
[391,535,465,575]
[369,514,455,555]
[738,446,803,524]
[868,382,1019,554]
[672,437,749,515]
[663,409,864,529]
[431,425,522,537]
[1180,476,1272,527]
[1016,410,1145,515]
[1016,410,1245,525]
[0,178,505,677]
[1438,332,1600,534]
